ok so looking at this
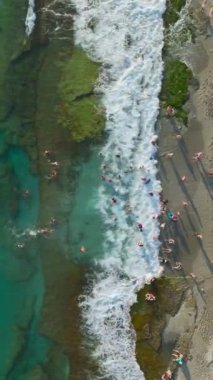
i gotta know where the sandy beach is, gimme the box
[158,1,213,378]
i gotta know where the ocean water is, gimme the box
[0,136,48,378]
[0,2,54,377]
[71,0,166,379]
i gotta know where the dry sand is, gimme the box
[159,2,213,378]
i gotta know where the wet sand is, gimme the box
[159,3,213,378]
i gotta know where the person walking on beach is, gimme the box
[193,232,203,239]
[181,175,187,183]
[171,350,186,365]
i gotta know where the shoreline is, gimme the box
[160,3,213,377]
[132,2,213,379]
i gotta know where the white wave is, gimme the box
[25,0,36,36]
[167,0,193,62]
[72,0,166,379]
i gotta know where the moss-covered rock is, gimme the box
[161,0,193,125]
[57,48,104,142]
[160,59,192,123]
[131,277,188,380]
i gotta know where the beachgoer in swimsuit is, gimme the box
[165,238,175,245]
[161,369,173,380]
[145,292,156,301]
[166,105,175,117]
[172,214,178,222]
[172,350,185,365]
[162,248,173,253]
[172,262,182,270]
[182,201,188,207]
[181,175,187,182]
[193,232,203,239]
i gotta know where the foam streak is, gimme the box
[25,0,36,36]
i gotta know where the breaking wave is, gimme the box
[25,0,36,36]
[71,0,166,378]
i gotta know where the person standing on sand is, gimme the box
[192,232,203,239]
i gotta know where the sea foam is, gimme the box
[72,0,166,378]
[25,0,36,36]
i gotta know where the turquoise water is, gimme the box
[0,129,51,378]
[0,1,58,377]
[69,147,105,262]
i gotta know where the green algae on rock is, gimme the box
[131,277,188,380]
[161,0,193,125]
[57,49,104,142]
[160,59,192,124]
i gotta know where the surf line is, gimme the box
[72,0,166,379]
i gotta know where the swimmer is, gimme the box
[37,227,53,236]
[138,242,144,247]
[50,161,60,167]
[80,245,87,253]
[49,217,57,226]
[137,223,143,231]
[43,149,51,157]
[23,189,31,198]
[16,242,25,249]
[46,169,58,180]
[112,197,117,204]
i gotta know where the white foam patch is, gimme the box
[25,0,36,36]
[72,0,166,379]
[167,0,193,61]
